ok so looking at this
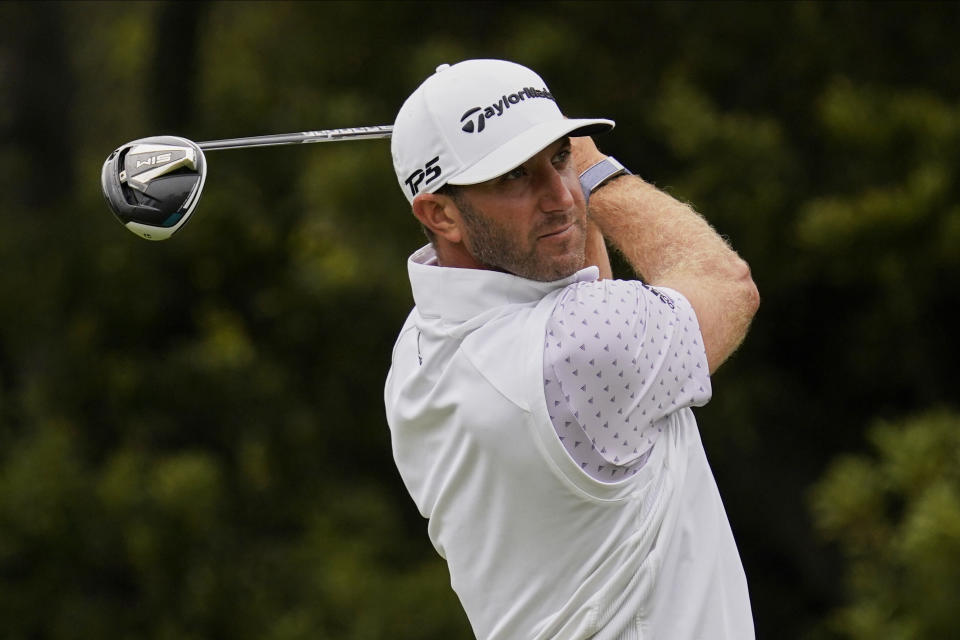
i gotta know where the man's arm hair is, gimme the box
[572,137,760,374]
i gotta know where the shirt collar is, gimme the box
[407,244,599,322]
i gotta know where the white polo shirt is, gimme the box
[384,245,754,640]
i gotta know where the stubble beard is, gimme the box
[457,199,586,282]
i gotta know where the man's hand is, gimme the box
[571,135,607,176]
[572,136,612,279]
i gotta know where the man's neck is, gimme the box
[433,240,489,271]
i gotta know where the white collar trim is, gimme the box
[407,244,599,322]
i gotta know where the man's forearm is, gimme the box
[584,218,613,280]
[574,138,760,373]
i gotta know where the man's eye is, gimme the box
[502,166,526,181]
[553,149,571,166]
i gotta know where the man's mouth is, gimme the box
[539,221,575,239]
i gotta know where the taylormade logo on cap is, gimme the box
[459,87,556,134]
[391,59,614,203]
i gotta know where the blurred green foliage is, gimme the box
[810,411,960,639]
[0,1,958,638]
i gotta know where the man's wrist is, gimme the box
[579,157,632,199]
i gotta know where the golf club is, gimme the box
[101,125,393,241]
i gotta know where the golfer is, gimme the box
[384,59,759,639]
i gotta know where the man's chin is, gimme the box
[538,227,587,279]
[520,250,587,282]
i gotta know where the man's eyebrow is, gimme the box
[546,136,570,156]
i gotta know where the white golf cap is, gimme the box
[392,59,614,203]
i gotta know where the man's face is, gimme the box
[452,137,588,282]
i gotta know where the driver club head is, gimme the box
[101,135,207,241]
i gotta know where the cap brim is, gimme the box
[446,117,614,186]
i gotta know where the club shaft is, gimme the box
[197,125,393,151]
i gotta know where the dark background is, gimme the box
[1,2,958,638]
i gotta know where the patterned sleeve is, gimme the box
[542,279,711,480]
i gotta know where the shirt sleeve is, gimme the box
[543,279,711,472]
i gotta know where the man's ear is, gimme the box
[412,192,463,244]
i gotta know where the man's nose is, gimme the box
[538,166,575,212]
